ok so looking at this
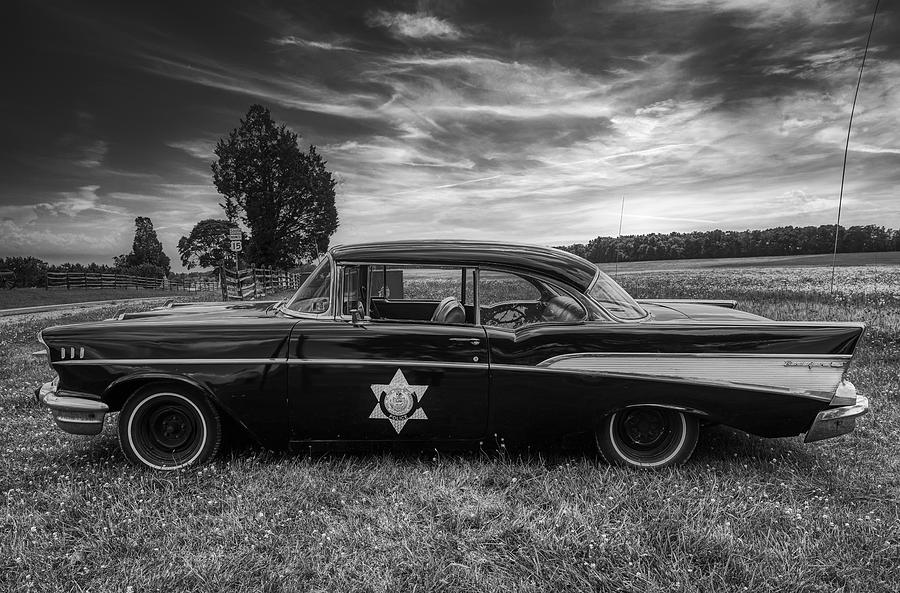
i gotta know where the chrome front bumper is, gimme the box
[36,381,108,436]
[804,393,870,443]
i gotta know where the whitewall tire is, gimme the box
[596,407,699,469]
[118,385,222,470]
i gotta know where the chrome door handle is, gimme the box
[449,337,481,346]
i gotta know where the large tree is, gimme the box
[177,219,234,270]
[115,216,171,275]
[212,104,339,267]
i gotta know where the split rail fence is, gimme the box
[222,267,309,300]
[46,271,220,293]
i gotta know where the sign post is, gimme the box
[228,227,242,299]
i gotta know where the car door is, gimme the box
[288,264,489,442]
[477,269,600,443]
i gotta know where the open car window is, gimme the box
[479,270,586,329]
[360,265,476,325]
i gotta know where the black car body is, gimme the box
[36,241,869,469]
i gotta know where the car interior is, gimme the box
[341,264,586,329]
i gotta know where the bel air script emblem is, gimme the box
[369,369,429,434]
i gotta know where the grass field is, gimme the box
[1,266,898,591]
[0,288,220,310]
[598,250,900,274]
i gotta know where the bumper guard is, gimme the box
[36,381,108,436]
[804,393,869,443]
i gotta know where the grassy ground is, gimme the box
[1,267,898,592]
[0,288,221,310]
[599,250,900,274]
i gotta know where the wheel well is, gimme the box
[103,376,252,444]
[104,377,212,413]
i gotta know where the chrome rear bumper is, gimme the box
[37,381,108,436]
[804,393,869,443]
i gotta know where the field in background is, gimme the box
[598,250,900,274]
[0,288,220,310]
[1,266,898,591]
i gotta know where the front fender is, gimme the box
[101,369,286,450]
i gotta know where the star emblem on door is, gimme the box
[369,369,429,434]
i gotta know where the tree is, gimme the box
[0,256,49,287]
[115,216,171,275]
[212,104,339,268]
[177,219,235,270]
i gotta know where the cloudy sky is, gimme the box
[2,0,898,270]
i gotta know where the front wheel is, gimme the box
[596,407,699,469]
[118,385,222,470]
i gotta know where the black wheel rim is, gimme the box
[130,394,204,468]
[612,408,683,465]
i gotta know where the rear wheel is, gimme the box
[596,407,698,469]
[118,385,222,470]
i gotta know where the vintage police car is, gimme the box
[35,240,869,470]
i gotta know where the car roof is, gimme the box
[329,240,598,292]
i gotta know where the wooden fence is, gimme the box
[222,267,309,301]
[46,271,220,293]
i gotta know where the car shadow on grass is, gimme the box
[47,415,815,474]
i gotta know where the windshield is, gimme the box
[284,258,332,314]
[587,269,647,320]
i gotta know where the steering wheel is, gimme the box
[484,302,528,327]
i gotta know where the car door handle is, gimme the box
[449,337,481,346]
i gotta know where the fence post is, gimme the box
[219,266,227,301]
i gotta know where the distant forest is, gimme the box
[558,224,900,263]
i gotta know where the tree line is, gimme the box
[558,224,900,263]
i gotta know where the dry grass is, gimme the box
[1,267,898,592]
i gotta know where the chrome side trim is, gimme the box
[637,298,737,309]
[489,363,832,399]
[55,358,284,366]
[533,353,849,401]
[286,359,488,369]
[54,358,488,370]
[538,352,852,366]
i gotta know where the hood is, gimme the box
[641,300,770,322]
[117,300,279,321]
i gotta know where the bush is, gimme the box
[0,257,50,287]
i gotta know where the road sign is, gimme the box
[228,227,241,241]
[230,240,243,252]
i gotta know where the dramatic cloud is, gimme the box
[2,0,898,268]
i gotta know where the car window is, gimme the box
[479,270,585,329]
[370,266,468,302]
[284,258,331,314]
[341,266,361,315]
[479,270,541,306]
[587,270,647,320]
[366,265,474,325]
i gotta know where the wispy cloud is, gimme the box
[268,36,360,52]
[366,11,462,40]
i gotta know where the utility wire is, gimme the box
[831,0,880,294]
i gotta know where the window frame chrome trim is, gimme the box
[280,254,336,320]
[585,265,651,323]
